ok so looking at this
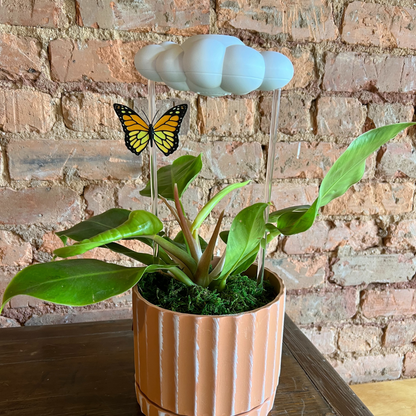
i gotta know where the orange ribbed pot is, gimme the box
[132,263,286,416]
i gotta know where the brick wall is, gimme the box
[0,0,416,384]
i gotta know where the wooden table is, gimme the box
[0,315,373,416]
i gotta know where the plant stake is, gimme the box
[147,79,159,261]
[257,88,282,286]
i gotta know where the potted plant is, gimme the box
[1,122,414,416]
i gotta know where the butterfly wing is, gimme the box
[152,104,188,156]
[113,104,151,156]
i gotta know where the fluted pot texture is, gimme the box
[133,264,286,416]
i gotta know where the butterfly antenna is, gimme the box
[151,109,160,125]
[140,110,151,125]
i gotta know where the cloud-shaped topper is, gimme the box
[134,35,294,97]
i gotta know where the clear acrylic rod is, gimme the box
[148,80,159,260]
[257,88,282,286]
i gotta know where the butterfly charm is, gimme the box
[113,103,188,156]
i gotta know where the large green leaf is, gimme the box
[0,260,178,311]
[268,205,310,224]
[54,211,163,258]
[218,203,268,281]
[56,209,131,244]
[190,181,250,233]
[140,154,202,200]
[272,123,416,236]
[319,123,415,207]
[103,243,155,265]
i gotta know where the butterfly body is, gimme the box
[114,103,187,157]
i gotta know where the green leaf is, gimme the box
[268,205,310,223]
[140,154,203,200]
[191,181,250,233]
[103,243,155,265]
[319,123,415,207]
[56,209,131,244]
[273,123,416,236]
[219,203,268,281]
[54,211,163,258]
[219,230,229,244]
[0,260,177,311]
[231,248,259,276]
[274,200,319,236]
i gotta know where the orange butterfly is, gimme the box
[113,103,188,156]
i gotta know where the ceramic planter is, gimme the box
[132,264,286,416]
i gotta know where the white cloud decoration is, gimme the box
[134,35,294,97]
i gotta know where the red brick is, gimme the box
[377,143,416,179]
[24,307,132,326]
[212,182,319,218]
[281,48,316,89]
[316,97,366,136]
[323,52,416,93]
[384,320,416,348]
[272,142,347,179]
[39,232,63,255]
[217,0,338,41]
[0,316,20,328]
[332,254,416,286]
[118,184,205,222]
[269,142,374,181]
[301,327,337,355]
[8,139,142,181]
[265,256,326,290]
[0,231,32,267]
[386,220,416,251]
[0,187,81,225]
[84,184,117,217]
[49,39,148,83]
[362,289,416,319]
[0,269,12,299]
[322,182,415,216]
[255,47,316,90]
[0,0,66,28]
[331,354,402,384]
[286,288,357,325]
[9,294,43,309]
[158,141,263,181]
[198,97,255,136]
[404,352,416,377]
[284,220,380,254]
[62,93,128,132]
[0,34,44,81]
[76,0,209,35]
[260,93,312,136]
[283,220,381,254]
[368,103,414,140]
[0,89,54,133]
[283,222,330,255]
[0,147,3,180]
[338,325,382,353]
[342,2,416,49]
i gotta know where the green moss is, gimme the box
[137,272,276,315]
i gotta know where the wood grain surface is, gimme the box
[0,316,372,416]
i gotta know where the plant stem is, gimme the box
[194,210,225,287]
[168,267,196,286]
[257,88,282,286]
[153,235,197,274]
